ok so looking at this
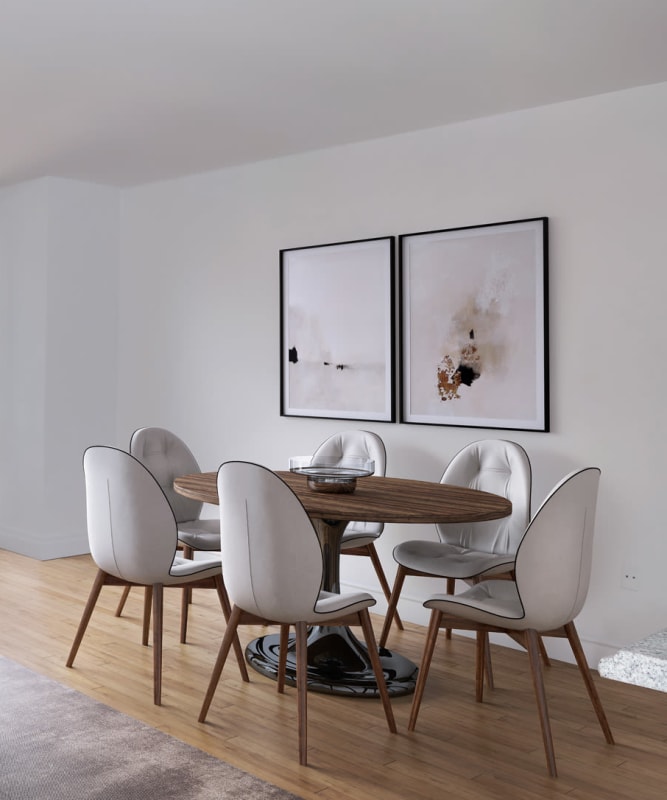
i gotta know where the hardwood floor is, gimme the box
[1,549,666,799]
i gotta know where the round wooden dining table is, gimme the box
[174,469,512,697]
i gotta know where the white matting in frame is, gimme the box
[281,236,395,422]
[400,218,549,431]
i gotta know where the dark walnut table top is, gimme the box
[173,471,511,524]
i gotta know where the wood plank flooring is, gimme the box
[1,549,665,798]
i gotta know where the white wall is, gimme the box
[0,178,119,558]
[1,179,48,556]
[117,81,667,665]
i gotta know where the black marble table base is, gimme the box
[245,625,418,697]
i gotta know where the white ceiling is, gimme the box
[2,0,667,188]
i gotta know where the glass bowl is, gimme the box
[288,455,374,493]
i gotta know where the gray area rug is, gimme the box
[0,656,301,800]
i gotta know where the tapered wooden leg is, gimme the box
[142,587,152,646]
[525,628,557,777]
[475,631,486,702]
[295,621,309,766]
[379,565,407,648]
[466,578,493,689]
[66,569,107,667]
[483,632,494,689]
[180,544,194,641]
[508,629,551,669]
[180,586,190,644]
[538,635,551,667]
[565,621,614,744]
[408,608,442,731]
[199,605,243,723]
[151,584,164,705]
[359,609,396,733]
[214,574,249,682]
[444,577,455,639]
[277,624,290,694]
[117,584,155,650]
[365,544,404,630]
[115,585,131,617]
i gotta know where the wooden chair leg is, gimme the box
[142,586,152,646]
[525,628,557,777]
[444,577,455,639]
[152,584,164,706]
[199,605,243,723]
[483,632,494,689]
[359,609,396,733]
[564,621,614,744]
[115,584,152,648]
[475,631,486,702]
[115,585,131,617]
[379,565,407,649]
[295,621,309,766]
[467,577,493,688]
[182,544,194,604]
[408,608,442,731]
[214,574,249,682]
[277,624,290,694]
[507,630,550,670]
[180,586,190,644]
[177,544,196,641]
[365,543,404,631]
[66,569,107,667]
[539,635,552,668]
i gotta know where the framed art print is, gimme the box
[399,218,549,431]
[280,236,395,422]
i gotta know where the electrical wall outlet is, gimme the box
[621,571,640,591]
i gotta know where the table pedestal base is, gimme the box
[245,625,418,697]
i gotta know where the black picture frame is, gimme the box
[399,217,549,431]
[280,236,396,422]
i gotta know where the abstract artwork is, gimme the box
[280,237,395,421]
[399,218,548,430]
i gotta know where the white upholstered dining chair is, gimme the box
[130,426,221,554]
[198,461,396,766]
[379,439,532,651]
[407,467,614,777]
[115,426,221,642]
[312,429,403,632]
[66,446,248,705]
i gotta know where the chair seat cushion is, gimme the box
[167,555,222,582]
[393,540,515,579]
[425,578,525,626]
[311,589,376,621]
[340,531,380,549]
[177,518,221,550]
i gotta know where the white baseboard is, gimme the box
[0,526,89,561]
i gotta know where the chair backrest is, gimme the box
[312,430,386,536]
[514,467,601,630]
[130,427,203,524]
[436,439,532,555]
[83,446,179,584]
[217,461,325,622]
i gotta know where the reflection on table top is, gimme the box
[174,470,512,524]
